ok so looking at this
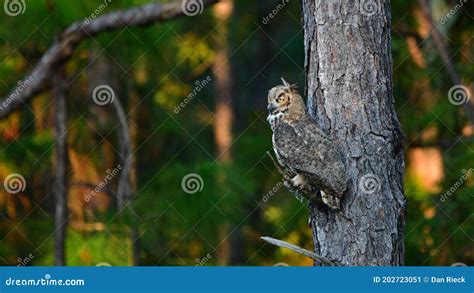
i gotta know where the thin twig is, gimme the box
[418,0,474,124]
[266,150,285,176]
[261,236,336,266]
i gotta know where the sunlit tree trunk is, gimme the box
[301,0,406,265]
[212,0,238,265]
[213,0,234,164]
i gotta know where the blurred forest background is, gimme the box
[0,0,473,266]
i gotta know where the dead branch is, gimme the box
[52,68,68,266]
[260,236,336,266]
[418,0,474,123]
[0,0,218,120]
[112,95,132,210]
[266,151,285,176]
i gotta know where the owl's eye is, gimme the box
[276,95,285,103]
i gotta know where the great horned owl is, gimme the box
[267,78,347,209]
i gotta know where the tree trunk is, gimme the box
[213,0,234,164]
[301,0,406,265]
[129,90,140,266]
[52,69,68,266]
[212,0,238,266]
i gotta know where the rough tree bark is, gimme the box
[52,69,69,266]
[301,0,406,265]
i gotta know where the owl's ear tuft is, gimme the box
[281,77,298,93]
[281,77,290,87]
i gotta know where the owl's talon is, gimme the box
[290,174,308,190]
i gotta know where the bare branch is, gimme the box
[418,0,474,123]
[260,236,336,266]
[266,151,286,176]
[112,95,132,210]
[52,68,68,266]
[0,0,218,120]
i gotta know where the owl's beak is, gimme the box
[267,103,277,114]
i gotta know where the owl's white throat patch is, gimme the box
[267,112,286,129]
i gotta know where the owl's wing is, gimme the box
[273,121,331,175]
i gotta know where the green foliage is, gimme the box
[0,0,472,267]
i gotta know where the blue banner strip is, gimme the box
[0,266,472,292]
